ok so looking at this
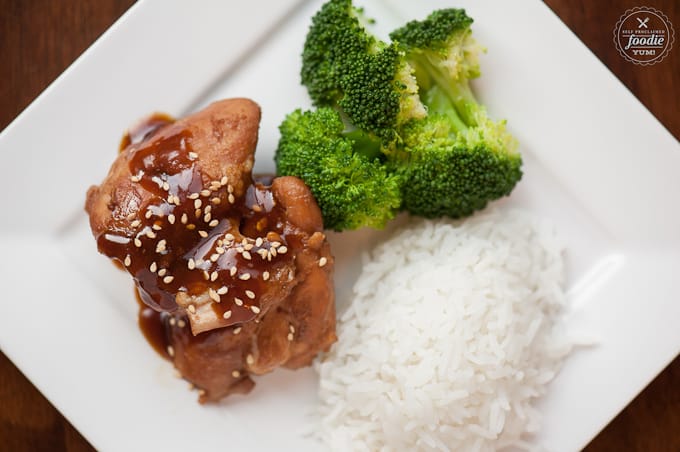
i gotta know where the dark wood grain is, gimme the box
[0,0,678,450]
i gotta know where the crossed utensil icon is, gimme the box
[637,17,649,28]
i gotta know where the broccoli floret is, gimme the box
[275,108,401,231]
[300,0,370,106]
[386,8,522,217]
[300,0,425,142]
[393,114,522,218]
[389,8,482,85]
[390,8,504,143]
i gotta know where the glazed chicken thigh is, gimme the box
[86,99,336,401]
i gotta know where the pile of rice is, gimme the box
[316,208,571,451]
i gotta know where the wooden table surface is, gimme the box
[0,0,678,450]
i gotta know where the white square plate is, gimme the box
[1,1,678,451]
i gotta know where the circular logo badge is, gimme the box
[613,7,674,65]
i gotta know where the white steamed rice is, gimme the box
[315,208,571,451]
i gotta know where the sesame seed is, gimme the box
[319,257,328,267]
[124,255,131,267]
[198,389,206,397]
[217,286,228,295]
[188,192,199,200]
[188,258,196,270]
[227,184,234,193]
[271,241,281,248]
[163,275,174,284]
[210,253,219,262]
[262,271,270,281]
[252,204,262,212]
[246,354,254,365]
[130,175,141,183]
[146,229,157,239]
[188,304,196,314]
[126,213,136,221]
[188,151,198,160]
[230,266,237,277]
[258,249,268,259]
[232,370,240,378]
[134,238,142,248]
[223,310,232,319]
[174,195,181,205]
[150,262,158,272]
[168,214,176,225]
[221,176,228,186]
[255,237,263,247]
[152,223,162,231]
[200,189,211,197]
[158,268,167,277]
[278,246,288,254]
[202,270,210,281]
[245,290,255,299]
[242,251,252,260]
[145,210,153,219]
[167,346,175,357]
[239,273,251,281]
[181,213,188,224]
[209,288,220,303]
[194,199,202,209]
[195,208,202,218]
[177,319,186,328]
[156,242,166,254]
[211,197,221,205]
[289,325,295,333]
[131,219,141,228]
[250,305,261,314]
[197,230,208,238]
[152,176,163,188]
[287,333,294,341]
[186,224,196,230]
[225,233,235,241]
[203,213,211,223]
[162,181,170,191]
[243,243,254,251]
[216,247,225,255]
[228,193,235,204]
[204,205,212,214]
[234,297,243,306]
[210,271,218,281]
[210,181,221,191]
[270,248,277,257]
[233,327,242,335]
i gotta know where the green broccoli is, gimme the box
[274,108,401,231]
[384,8,521,218]
[391,114,522,218]
[300,0,425,142]
[276,1,522,230]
